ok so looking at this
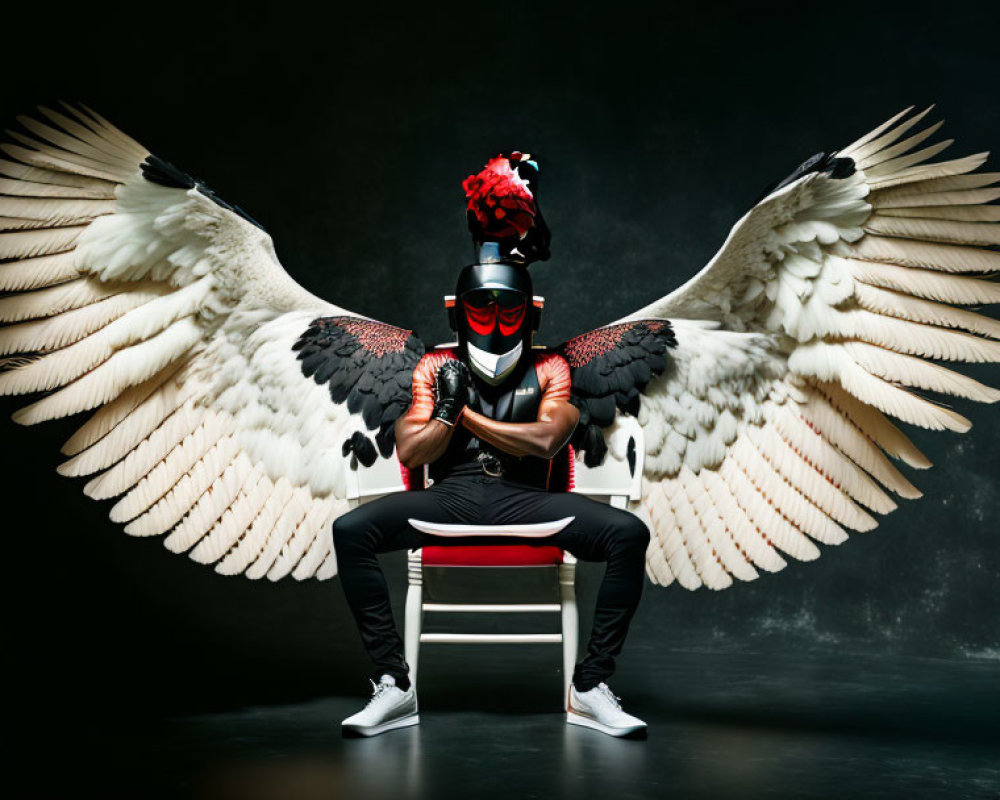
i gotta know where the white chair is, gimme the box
[347,416,644,707]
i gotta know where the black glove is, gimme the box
[433,360,472,426]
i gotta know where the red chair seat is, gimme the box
[413,447,573,568]
[422,545,564,567]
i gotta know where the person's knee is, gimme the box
[331,511,370,556]
[616,514,650,552]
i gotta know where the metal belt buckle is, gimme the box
[477,451,504,477]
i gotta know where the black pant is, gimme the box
[332,472,650,692]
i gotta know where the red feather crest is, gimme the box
[462,153,537,240]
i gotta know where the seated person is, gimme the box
[334,255,650,739]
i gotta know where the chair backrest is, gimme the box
[345,446,409,506]
[569,415,644,503]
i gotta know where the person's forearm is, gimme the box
[394,413,456,468]
[461,404,578,460]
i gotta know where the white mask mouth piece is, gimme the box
[466,340,523,385]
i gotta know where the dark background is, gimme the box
[2,1,999,735]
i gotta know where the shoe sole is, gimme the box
[342,712,420,738]
[566,711,647,739]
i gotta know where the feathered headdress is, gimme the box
[462,151,551,264]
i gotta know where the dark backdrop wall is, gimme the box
[3,2,998,723]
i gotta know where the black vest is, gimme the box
[428,353,554,489]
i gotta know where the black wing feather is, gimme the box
[559,320,676,467]
[295,317,425,469]
[140,154,267,231]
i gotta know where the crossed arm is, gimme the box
[394,355,579,469]
[461,400,578,459]
[394,397,578,469]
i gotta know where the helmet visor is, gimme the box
[461,288,527,336]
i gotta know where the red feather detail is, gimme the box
[335,319,412,356]
[562,321,670,367]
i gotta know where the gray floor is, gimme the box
[21,648,999,799]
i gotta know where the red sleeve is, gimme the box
[404,350,458,423]
[535,351,572,403]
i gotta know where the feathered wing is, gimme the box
[560,321,677,466]
[0,105,423,580]
[568,107,1000,591]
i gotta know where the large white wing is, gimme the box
[602,107,1000,590]
[0,106,423,580]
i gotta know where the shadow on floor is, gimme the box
[12,648,1000,800]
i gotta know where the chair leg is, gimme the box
[558,556,578,709]
[405,549,423,688]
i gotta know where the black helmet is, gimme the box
[448,245,540,384]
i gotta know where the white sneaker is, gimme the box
[341,674,419,737]
[566,681,647,738]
